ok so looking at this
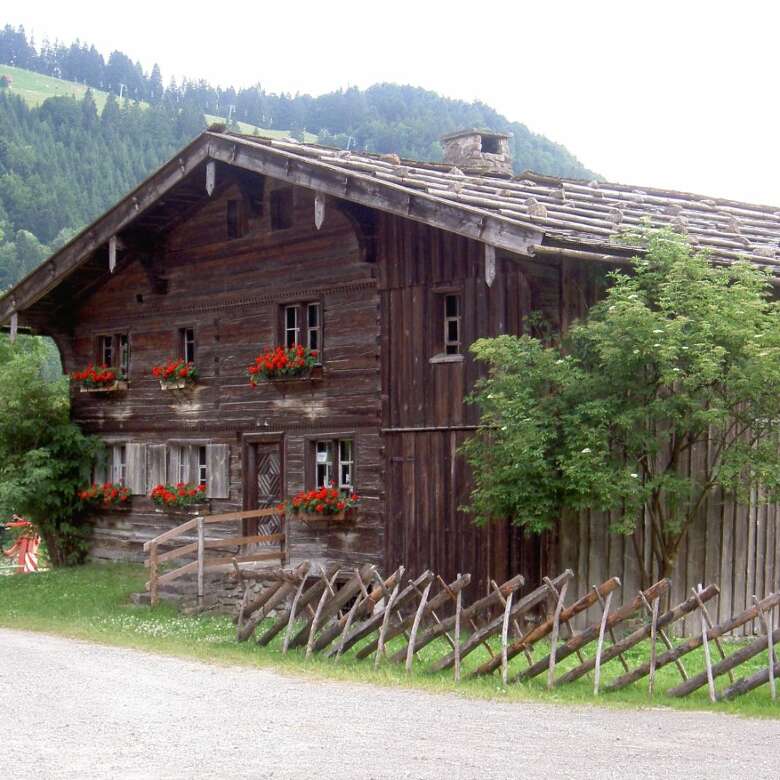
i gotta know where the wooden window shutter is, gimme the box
[206,443,230,499]
[167,445,181,485]
[126,443,147,496]
[147,444,167,490]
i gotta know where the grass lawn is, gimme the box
[0,563,777,718]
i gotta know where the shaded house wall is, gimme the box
[63,180,383,572]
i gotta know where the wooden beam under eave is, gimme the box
[207,136,543,258]
[0,137,211,324]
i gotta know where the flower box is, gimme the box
[159,379,191,391]
[72,364,127,393]
[280,486,359,529]
[150,483,209,512]
[248,344,321,386]
[267,364,324,387]
[152,360,198,390]
[79,482,131,510]
[295,508,356,528]
[80,380,128,394]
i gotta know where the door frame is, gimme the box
[241,432,286,535]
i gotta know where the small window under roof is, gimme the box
[480,135,500,154]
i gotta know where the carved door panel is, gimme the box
[244,441,284,537]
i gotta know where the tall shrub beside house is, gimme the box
[463,230,780,585]
[0,336,99,566]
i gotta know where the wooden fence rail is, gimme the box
[226,558,780,704]
[144,508,287,606]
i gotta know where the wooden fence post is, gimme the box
[648,596,659,697]
[501,591,513,687]
[593,590,613,696]
[149,542,159,607]
[454,576,462,683]
[196,515,205,608]
[376,581,401,669]
[547,580,569,689]
[698,585,716,702]
[406,581,432,673]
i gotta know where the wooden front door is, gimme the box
[244,439,284,536]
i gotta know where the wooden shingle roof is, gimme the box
[243,132,780,270]
[2,129,779,329]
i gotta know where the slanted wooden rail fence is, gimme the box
[144,508,287,606]
[232,562,780,703]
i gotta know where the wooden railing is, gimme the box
[144,508,287,606]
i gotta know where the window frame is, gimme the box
[306,433,356,494]
[97,442,126,486]
[179,327,196,364]
[95,333,130,375]
[279,300,323,360]
[430,287,464,362]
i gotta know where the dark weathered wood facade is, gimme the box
[3,129,780,614]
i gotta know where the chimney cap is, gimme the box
[440,127,511,143]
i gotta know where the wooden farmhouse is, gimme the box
[2,127,780,618]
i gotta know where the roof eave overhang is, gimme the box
[0,132,544,326]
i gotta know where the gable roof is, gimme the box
[2,129,780,328]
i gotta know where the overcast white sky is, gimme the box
[5,1,780,204]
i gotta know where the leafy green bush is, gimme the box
[463,230,780,583]
[0,335,99,565]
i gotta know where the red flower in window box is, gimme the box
[71,364,127,392]
[279,484,359,526]
[151,359,198,389]
[247,344,320,385]
[150,482,207,508]
[78,482,130,508]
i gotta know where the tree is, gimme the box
[0,336,99,566]
[462,230,780,583]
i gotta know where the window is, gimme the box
[307,303,321,351]
[227,199,244,240]
[444,294,461,354]
[313,438,354,492]
[176,445,190,484]
[165,443,220,492]
[97,333,129,374]
[284,306,300,348]
[99,335,113,366]
[198,445,208,487]
[281,302,323,356]
[480,135,500,154]
[338,440,354,491]
[179,328,196,363]
[118,335,130,376]
[270,188,294,231]
[109,444,127,486]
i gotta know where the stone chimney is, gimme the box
[440,129,513,177]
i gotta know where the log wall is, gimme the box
[59,178,383,571]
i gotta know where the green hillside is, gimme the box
[0,63,111,110]
[0,63,310,139]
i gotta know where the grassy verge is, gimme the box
[0,563,777,718]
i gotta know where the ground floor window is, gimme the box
[313,438,354,492]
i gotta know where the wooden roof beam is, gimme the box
[0,137,211,324]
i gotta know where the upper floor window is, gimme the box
[443,294,461,355]
[282,302,322,356]
[97,333,130,374]
[179,327,196,363]
[270,188,294,231]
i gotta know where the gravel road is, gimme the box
[1,628,779,779]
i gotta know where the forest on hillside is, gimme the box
[0,23,596,292]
